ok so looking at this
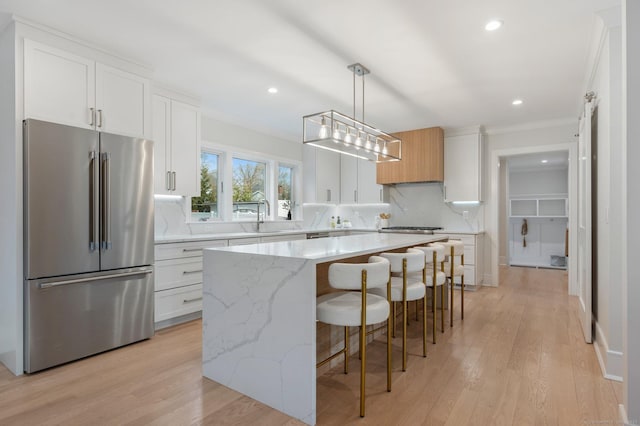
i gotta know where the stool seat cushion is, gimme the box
[368,276,425,302]
[443,262,465,277]
[317,291,390,327]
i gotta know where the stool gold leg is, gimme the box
[402,259,408,371]
[344,326,349,374]
[432,284,437,344]
[450,279,454,327]
[360,270,367,417]
[387,272,392,392]
[461,274,465,321]
[392,302,396,338]
[423,292,427,357]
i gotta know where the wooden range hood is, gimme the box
[376,126,444,184]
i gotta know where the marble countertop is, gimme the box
[434,229,485,235]
[155,228,376,244]
[204,233,447,262]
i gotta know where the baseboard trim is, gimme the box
[155,311,202,330]
[594,322,624,382]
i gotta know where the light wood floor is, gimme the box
[0,266,622,425]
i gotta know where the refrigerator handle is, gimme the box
[89,151,97,251]
[39,269,153,289]
[101,152,112,251]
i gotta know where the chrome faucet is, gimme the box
[256,199,270,231]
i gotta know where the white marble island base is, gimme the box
[202,233,446,425]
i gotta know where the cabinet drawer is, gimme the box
[155,239,227,260]
[463,245,475,265]
[155,257,203,291]
[260,234,307,243]
[155,283,202,323]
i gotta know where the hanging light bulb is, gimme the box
[382,142,388,156]
[364,135,373,150]
[332,123,341,141]
[354,131,362,148]
[344,128,353,146]
[318,116,329,139]
[373,139,381,153]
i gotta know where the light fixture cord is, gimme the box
[362,71,365,122]
[353,67,356,120]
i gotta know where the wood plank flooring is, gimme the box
[0,266,621,425]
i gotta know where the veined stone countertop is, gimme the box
[206,233,446,262]
[155,228,376,244]
[434,229,485,235]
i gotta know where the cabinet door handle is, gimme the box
[183,297,203,304]
[89,108,95,126]
[166,171,171,191]
[379,188,383,202]
[97,109,103,128]
[444,185,447,200]
[183,269,203,275]
[327,189,331,202]
[354,190,357,203]
[172,171,177,190]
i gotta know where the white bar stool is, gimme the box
[439,240,465,326]
[316,255,391,417]
[369,248,426,371]
[412,244,447,343]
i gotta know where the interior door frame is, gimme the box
[488,142,578,295]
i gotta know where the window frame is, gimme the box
[188,141,302,223]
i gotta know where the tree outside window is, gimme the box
[278,165,293,219]
[232,158,266,219]
[191,152,219,220]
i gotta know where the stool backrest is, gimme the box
[411,245,442,265]
[380,249,425,274]
[427,243,446,263]
[328,256,390,290]
[439,240,464,256]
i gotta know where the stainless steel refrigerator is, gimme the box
[23,119,155,373]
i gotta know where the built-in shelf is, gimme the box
[510,197,567,218]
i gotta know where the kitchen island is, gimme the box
[202,233,446,425]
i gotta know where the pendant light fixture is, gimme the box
[303,63,401,162]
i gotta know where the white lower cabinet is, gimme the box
[435,233,484,287]
[154,239,227,327]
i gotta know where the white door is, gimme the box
[577,100,593,343]
[170,100,200,196]
[95,63,150,138]
[24,40,95,129]
[152,95,171,194]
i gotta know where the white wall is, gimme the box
[0,22,20,374]
[201,115,302,162]
[623,0,640,421]
[509,168,568,196]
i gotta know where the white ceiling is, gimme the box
[0,0,620,142]
[508,151,569,171]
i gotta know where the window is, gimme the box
[232,157,266,220]
[191,151,220,221]
[278,165,293,219]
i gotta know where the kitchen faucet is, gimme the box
[256,199,270,231]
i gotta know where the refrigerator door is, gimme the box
[24,267,154,373]
[99,132,154,271]
[23,119,100,279]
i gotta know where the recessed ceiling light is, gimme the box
[541,159,548,163]
[267,87,278,94]
[485,20,503,31]
[512,99,523,106]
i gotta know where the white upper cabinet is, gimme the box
[152,94,200,196]
[24,39,150,138]
[304,147,340,203]
[95,63,150,138]
[340,155,383,204]
[24,40,95,130]
[357,159,383,203]
[444,131,484,202]
[340,154,358,203]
